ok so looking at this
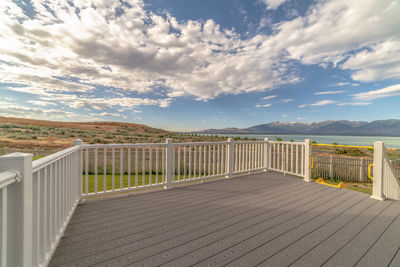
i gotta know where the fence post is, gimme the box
[226,138,234,178]
[263,138,269,171]
[303,139,311,182]
[74,139,84,204]
[164,138,173,189]
[0,153,33,267]
[371,141,385,201]
[329,156,334,178]
[360,158,365,182]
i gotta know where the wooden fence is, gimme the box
[311,155,400,182]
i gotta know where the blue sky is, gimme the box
[0,0,399,131]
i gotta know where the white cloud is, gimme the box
[337,102,371,106]
[281,98,294,103]
[299,100,336,108]
[271,0,400,82]
[262,95,277,100]
[0,102,97,121]
[26,100,57,106]
[0,0,299,103]
[314,90,345,95]
[261,0,288,10]
[352,84,400,101]
[329,82,349,86]
[282,114,289,118]
[256,103,272,108]
[0,0,398,118]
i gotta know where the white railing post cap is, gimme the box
[0,152,32,159]
[74,139,83,146]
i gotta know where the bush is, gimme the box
[334,148,365,157]
[276,137,282,141]
[89,138,103,144]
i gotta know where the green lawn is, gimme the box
[83,173,166,193]
[314,178,372,194]
[82,173,199,193]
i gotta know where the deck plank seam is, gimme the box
[353,208,400,267]
[251,193,370,266]
[52,181,331,265]
[55,180,313,253]
[261,197,377,267]
[318,202,394,266]
[189,190,356,267]
[127,188,349,267]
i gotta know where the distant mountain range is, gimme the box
[195,120,400,137]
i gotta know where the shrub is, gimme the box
[89,138,102,144]
[276,137,282,141]
[334,148,365,157]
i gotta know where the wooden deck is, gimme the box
[49,172,400,267]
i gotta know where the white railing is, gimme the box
[371,141,400,201]
[0,169,21,267]
[81,143,168,196]
[0,138,312,267]
[267,141,307,177]
[80,138,310,197]
[383,154,400,200]
[0,144,81,267]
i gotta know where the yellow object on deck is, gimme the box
[368,163,374,180]
[311,143,374,149]
[316,178,347,189]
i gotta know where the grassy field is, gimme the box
[83,173,203,193]
[313,178,372,194]
[83,173,373,195]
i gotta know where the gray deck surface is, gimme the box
[49,172,400,267]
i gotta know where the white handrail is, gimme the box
[0,170,21,189]
[32,145,80,173]
[81,143,167,148]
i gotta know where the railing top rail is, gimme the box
[233,140,265,144]
[268,141,304,145]
[81,143,167,148]
[0,170,21,189]
[173,141,228,146]
[32,145,80,173]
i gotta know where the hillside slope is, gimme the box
[0,117,222,149]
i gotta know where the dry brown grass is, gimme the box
[0,116,226,150]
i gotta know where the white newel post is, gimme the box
[371,141,385,201]
[263,138,269,171]
[0,153,33,267]
[226,138,234,178]
[303,139,311,182]
[74,139,84,204]
[165,138,173,189]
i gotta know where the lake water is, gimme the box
[202,134,400,148]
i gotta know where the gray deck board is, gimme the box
[49,171,400,267]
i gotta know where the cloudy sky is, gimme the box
[0,0,399,131]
